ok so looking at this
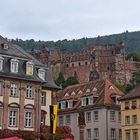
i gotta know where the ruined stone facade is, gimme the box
[31,43,140,85]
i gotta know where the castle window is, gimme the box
[132,115,137,124]
[79,62,81,66]
[38,68,45,80]
[10,59,19,73]
[86,129,91,139]
[94,128,99,139]
[10,84,18,97]
[93,111,98,121]
[26,61,33,75]
[0,56,4,71]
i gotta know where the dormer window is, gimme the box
[61,101,66,109]
[38,68,45,80]
[10,59,19,73]
[111,94,121,104]
[0,56,4,71]
[26,61,33,75]
[67,100,73,108]
[89,96,93,105]
[81,97,86,106]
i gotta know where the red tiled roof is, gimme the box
[119,84,140,101]
[57,79,124,111]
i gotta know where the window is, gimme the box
[111,128,115,140]
[110,111,115,121]
[58,102,61,109]
[59,116,64,126]
[88,96,93,105]
[26,86,32,99]
[125,101,129,109]
[61,101,66,109]
[132,100,137,109]
[10,84,18,97]
[0,83,2,96]
[133,130,138,140]
[9,110,17,127]
[81,97,86,106]
[119,129,122,140]
[86,129,91,140]
[94,128,99,139]
[86,112,91,122]
[38,69,45,80]
[26,61,33,75]
[41,92,46,106]
[66,115,71,125]
[125,116,130,125]
[10,59,19,73]
[67,100,73,108]
[118,112,121,122]
[25,112,32,127]
[132,115,137,124]
[93,111,98,121]
[126,131,130,140]
[0,108,2,126]
[0,56,4,71]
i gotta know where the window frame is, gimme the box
[94,128,99,139]
[26,61,34,75]
[65,115,71,125]
[10,83,18,97]
[10,59,19,73]
[86,129,91,139]
[0,56,4,71]
[41,92,46,106]
[110,111,115,122]
[25,111,33,128]
[93,110,98,121]
[86,112,91,122]
[9,110,17,127]
[59,116,64,126]
[26,85,33,99]
[111,128,116,140]
[38,68,45,80]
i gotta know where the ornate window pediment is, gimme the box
[24,104,34,109]
[8,102,20,108]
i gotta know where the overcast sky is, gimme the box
[0,0,140,41]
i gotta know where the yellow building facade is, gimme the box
[120,85,140,140]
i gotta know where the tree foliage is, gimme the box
[10,31,140,54]
[55,73,78,88]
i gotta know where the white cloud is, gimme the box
[0,0,140,40]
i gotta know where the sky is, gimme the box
[0,0,140,41]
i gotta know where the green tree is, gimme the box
[55,72,65,88]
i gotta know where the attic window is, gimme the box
[38,68,45,80]
[26,61,33,75]
[71,91,76,96]
[78,90,82,94]
[65,93,69,97]
[1,43,9,50]
[10,59,19,73]
[109,85,114,90]
[86,89,90,93]
[93,87,97,92]
[111,95,121,104]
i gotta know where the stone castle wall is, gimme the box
[31,43,140,85]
